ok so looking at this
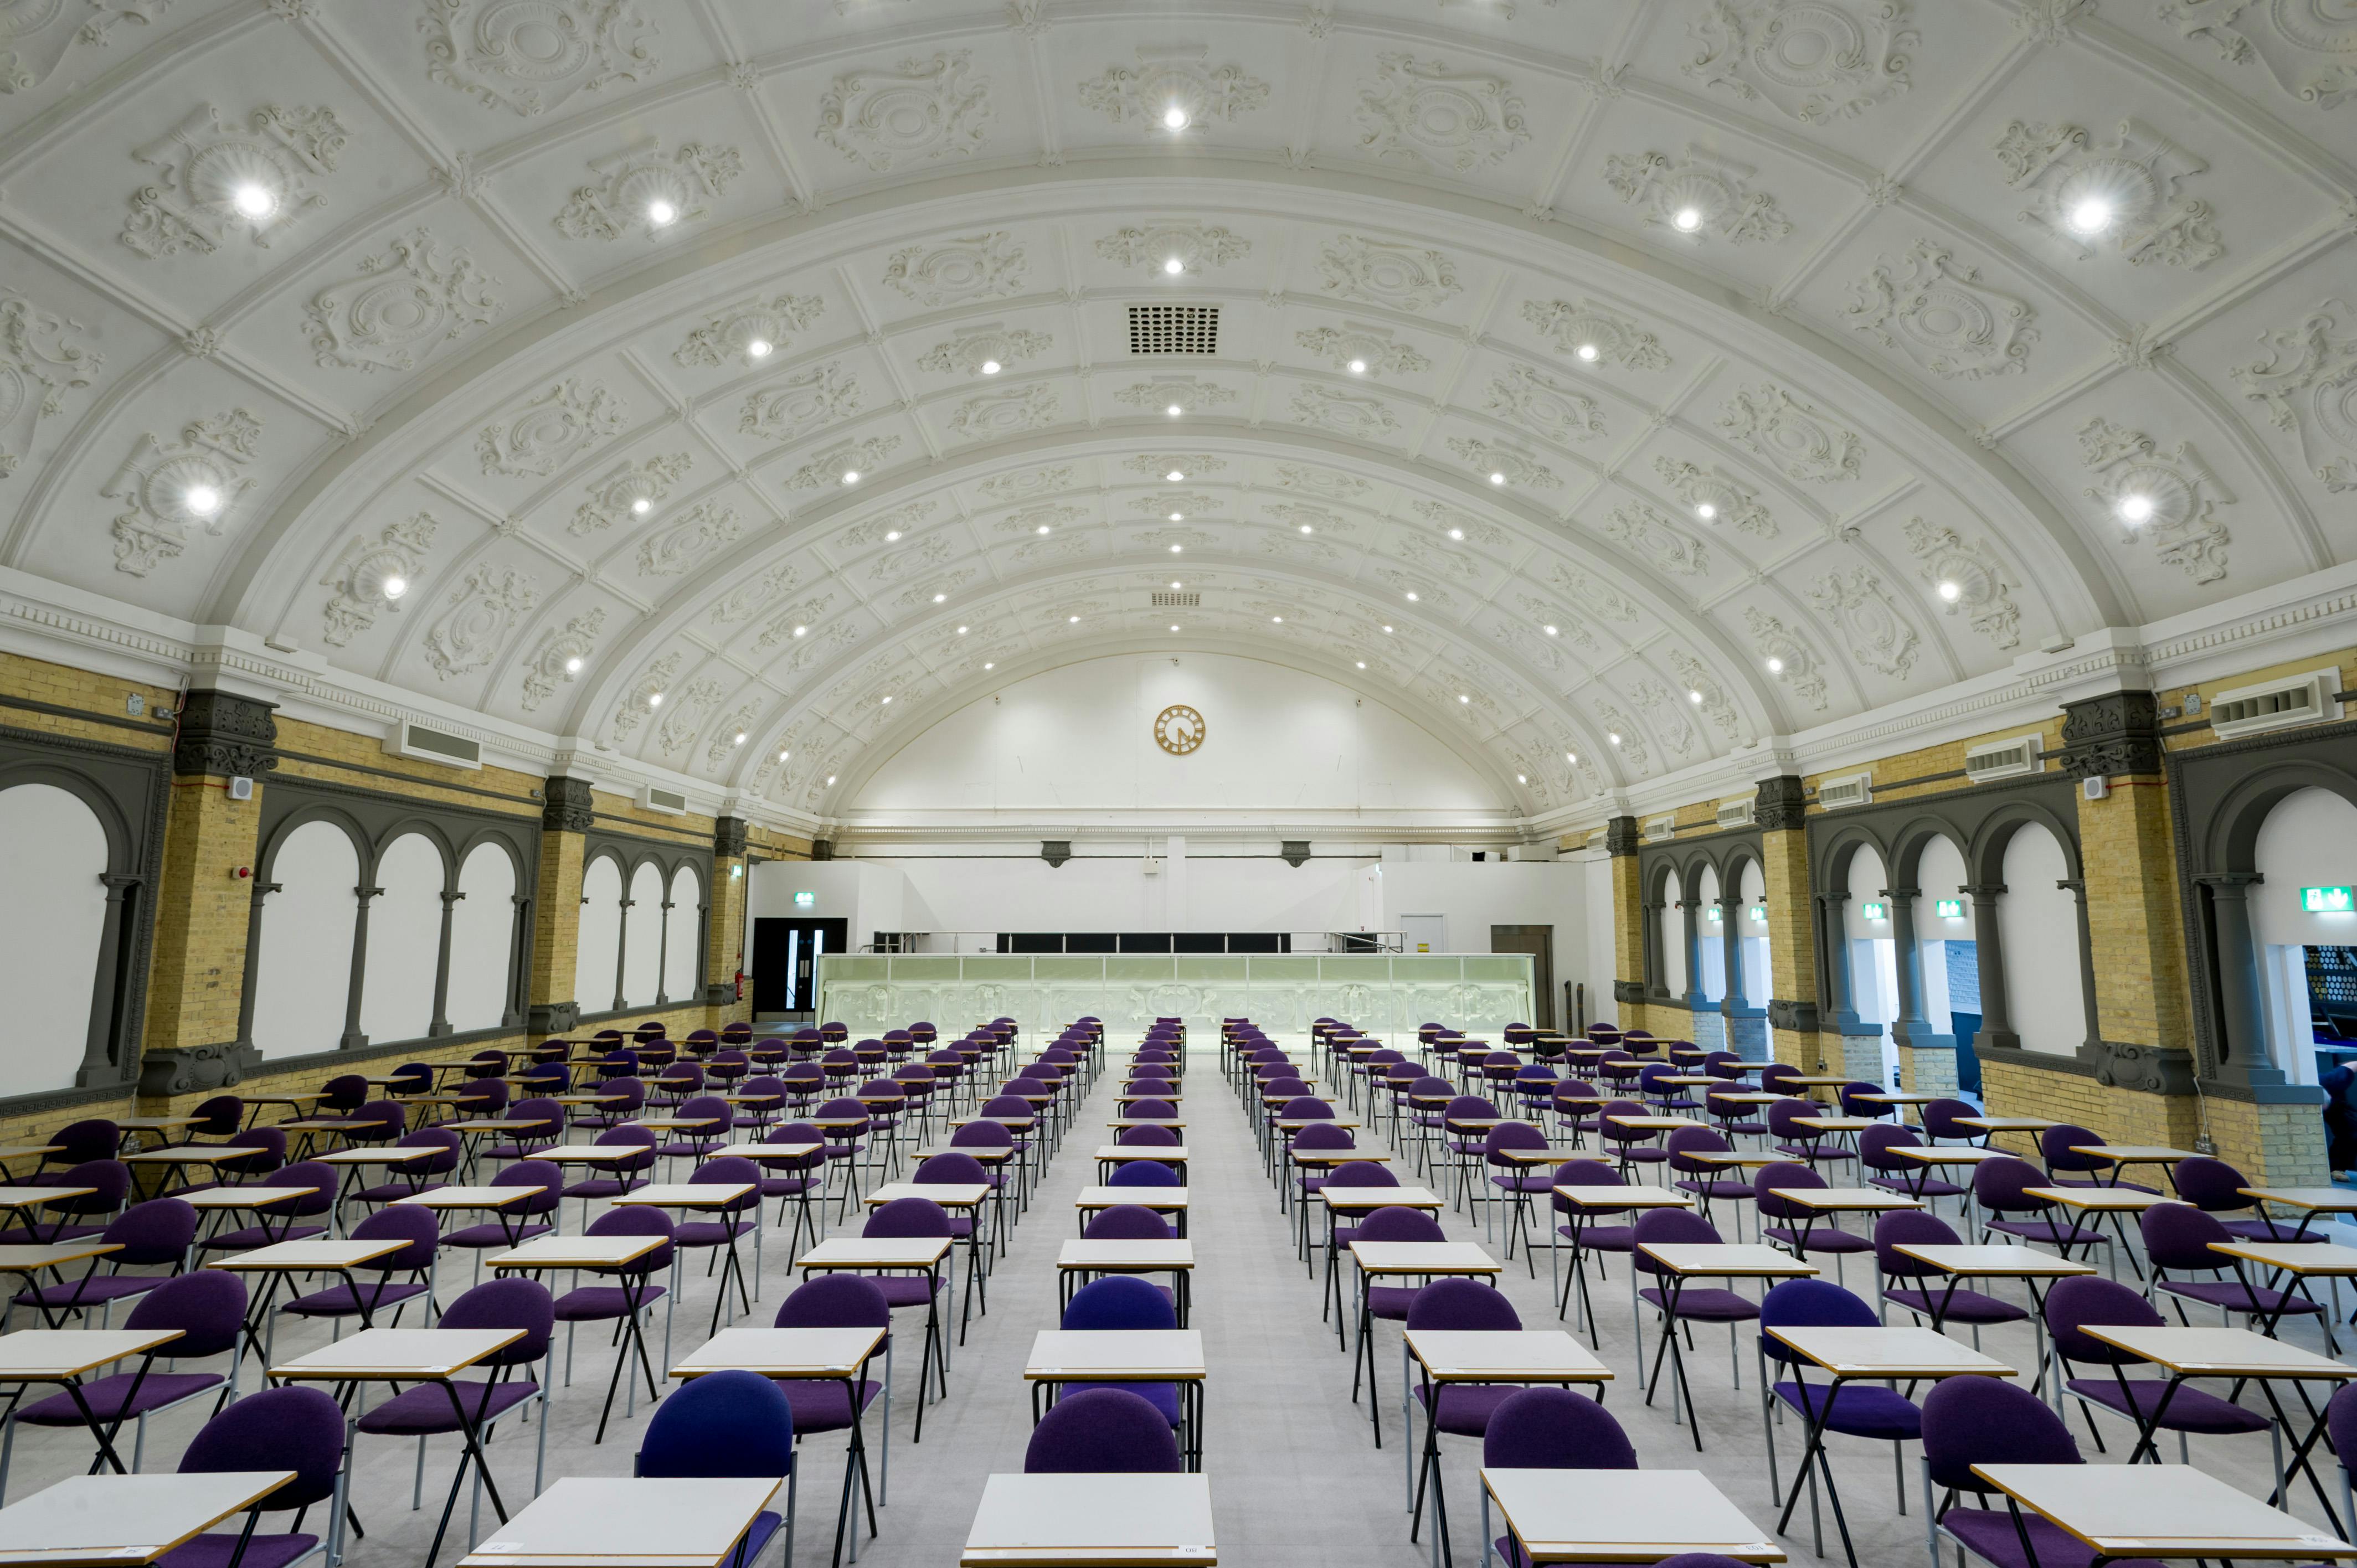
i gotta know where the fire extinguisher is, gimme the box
[734,969,745,1001]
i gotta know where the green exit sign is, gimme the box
[1707,906,1722,921]
[1749,906,1767,924]
[2303,885,2353,913]
[1935,898,1964,919]
[794,890,816,908]
[1861,901,1887,920]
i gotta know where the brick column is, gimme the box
[1754,776,1820,1070]
[139,690,275,1098]
[1604,816,1645,1031]
[527,777,593,1036]
[707,817,749,1012]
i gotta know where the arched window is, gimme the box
[1998,823,2080,1056]
[663,863,702,1004]
[446,842,518,1033]
[1739,859,1771,1006]
[621,861,664,1007]
[576,855,624,1012]
[1658,867,1686,998]
[1692,864,1723,1003]
[252,820,360,1060]
[0,782,111,1092]
[2248,787,2357,1084]
[359,833,444,1046]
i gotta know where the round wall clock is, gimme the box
[1154,703,1206,755]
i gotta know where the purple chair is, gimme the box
[760,1122,827,1254]
[1550,1158,1637,1338]
[343,1128,460,1214]
[1025,1386,1180,1473]
[1768,1097,1856,1168]
[678,1157,762,1334]
[2,1159,128,1244]
[1594,1097,1670,1179]
[339,1098,407,1149]
[1860,1123,1964,1201]
[1349,1206,1449,1443]
[656,1095,733,1167]
[1919,1375,2166,1568]
[1552,1079,1605,1146]
[553,1208,672,1444]
[773,1272,889,1560]
[2140,1200,2328,1342]
[196,1162,336,1253]
[1666,1126,1754,1229]
[280,1205,439,1334]
[2045,1273,2269,1460]
[2036,1122,2157,1193]
[1920,1098,1983,1147]
[2169,1154,2292,1239]
[857,1196,952,1433]
[156,1385,346,1568]
[1482,1388,1636,1568]
[1873,1210,2026,1334]
[1754,1162,1874,1277]
[442,1160,560,1274]
[0,1271,246,1503]
[814,1096,871,1221]
[1756,1280,1921,1564]
[1975,1156,2107,1261]
[33,1120,120,1183]
[560,1127,656,1226]
[354,1277,552,1561]
[1484,1122,1553,1265]
[1056,1277,1194,1466]
[7,1198,196,1324]
[634,1369,797,1568]
[1406,1278,1522,1555]
[1084,1203,1172,1240]
[1634,1208,1757,1450]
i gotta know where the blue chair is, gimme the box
[636,1369,795,1568]
[1756,1280,1922,1566]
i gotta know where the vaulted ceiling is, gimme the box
[0,0,2349,825]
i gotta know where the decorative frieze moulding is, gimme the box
[918,324,1052,377]
[1808,568,1919,678]
[541,773,597,834]
[2059,689,2164,778]
[1486,365,1605,443]
[2156,0,2357,110]
[1604,503,1708,576]
[1289,385,1397,439]
[636,503,742,578]
[1746,607,1830,711]
[1754,774,1808,833]
[1603,146,1792,245]
[573,453,691,536]
[948,384,1058,441]
[1654,457,1774,537]
[739,364,863,444]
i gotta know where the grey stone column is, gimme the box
[613,890,632,1013]
[80,875,143,1085]
[655,897,674,1007]
[506,892,532,1029]
[1885,887,1937,1045]
[1718,894,1746,1009]
[1818,892,1860,1030]
[343,884,380,1050]
[2061,878,2103,1056]
[1963,883,2018,1051]
[429,888,460,1037]
[2197,871,2284,1089]
[1643,899,1672,1003]
[1679,898,1706,1010]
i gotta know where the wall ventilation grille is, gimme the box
[1151,591,1201,608]
[1715,799,1756,828]
[1127,305,1218,355]
[1643,814,1677,843]
[385,721,482,770]
[642,786,688,816]
[1964,733,2044,782]
[2211,668,2342,739]
[1818,772,1873,810]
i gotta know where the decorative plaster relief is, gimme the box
[0,288,99,478]
[519,607,606,712]
[1411,498,1507,548]
[2155,0,2356,109]
[1514,594,1597,651]
[1131,493,1217,519]
[1486,363,1606,442]
[739,363,863,443]
[2078,416,2234,583]
[100,408,260,576]
[1354,53,1528,171]
[555,139,740,240]
[1604,503,1710,575]
[1265,501,1347,537]
[1994,118,2221,268]
[303,228,502,374]
[870,535,954,581]
[1295,324,1428,376]
[1548,564,1638,622]
[1318,235,1461,311]
[786,436,900,490]
[948,383,1057,441]
[710,561,801,623]
[1685,0,1918,122]
[1843,240,2038,379]
[672,293,825,368]
[319,512,435,647]
[1654,457,1776,537]
[753,596,840,652]
[1120,376,1237,415]
[980,463,1074,499]
[655,677,722,755]
[609,651,683,742]
[707,703,763,766]
[422,0,658,116]
[1011,532,1092,563]
[1385,532,1478,580]
[476,378,626,477]
[1000,501,1092,534]
[1289,384,1397,439]
[1273,463,1368,498]
[2233,300,2357,491]
[1903,517,2021,650]
[1670,649,1745,739]
[1123,452,1225,479]
[423,564,538,680]
[1097,221,1250,273]
[572,452,689,535]
[121,104,344,257]
[1079,47,1269,130]
[0,0,173,95]
[1521,298,1671,371]
[1807,566,1919,675]
[1447,436,1560,488]
[636,501,741,577]
[1594,701,1650,769]
[1603,146,1792,244]
[1744,606,1830,709]
[1716,383,1864,482]
[918,323,1052,375]
[881,232,1026,305]
[817,51,991,171]
[1632,679,1699,759]
[838,501,938,548]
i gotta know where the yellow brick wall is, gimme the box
[0,651,177,751]
[1979,1051,2200,1146]
[1800,716,2072,812]
[530,829,584,1012]
[2158,645,2357,756]
[141,778,264,1055]
[273,716,543,822]
[1610,852,1645,1031]
[2076,777,2191,1049]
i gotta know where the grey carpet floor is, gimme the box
[1,1040,2338,1567]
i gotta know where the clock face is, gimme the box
[1154,703,1206,755]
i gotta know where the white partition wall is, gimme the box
[251,820,361,1060]
[1999,824,2083,1057]
[621,862,663,1007]
[358,834,442,1048]
[663,864,702,1004]
[0,783,111,1093]
[446,843,518,1033]
[576,857,624,1014]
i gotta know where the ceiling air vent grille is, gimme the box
[385,721,482,771]
[2211,668,2342,739]
[1127,305,1218,355]
[1818,772,1872,811]
[1643,814,1677,843]
[1965,733,2044,782]
[641,785,688,816]
[1151,591,1201,608]
[1716,799,1756,828]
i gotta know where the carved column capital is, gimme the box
[713,816,749,858]
[542,776,596,834]
[1754,775,1808,833]
[1603,816,1641,857]
[2060,690,2164,778]
[172,690,278,778]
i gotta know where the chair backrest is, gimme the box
[52,1159,130,1215]
[1277,1096,1331,1120]
[1116,1125,1179,1148]
[1857,1122,1922,1172]
[495,1159,562,1215]
[1757,1062,1799,1095]
[1127,1099,1177,1119]
[393,1127,462,1174]
[1483,1387,1638,1469]
[1919,1376,2079,1495]
[1353,1206,1445,1244]
[1664,1125,1731,1170]
[266,1162,338,1216]
[1484,1121,1548,1157]
[1632,1207,1722,1275]
[1922,1097,1979,1140]
[439,1277,554,1365]
[179,1385,346,1509]
[676,1095,732,1131]
[2044,1273,2163,1365]
[1444,1095,1499,1121]
[636,1369,793,1478]
[2038,1123,2107,1174]
[104,1198,198,1265]
[1329,1160,1395,1188]
[1083,1204,1173,1240]
[1024,1388,1181,1474]
[1107,1160,1180,1188]
[1551,1158,1622,1188]
[1753,1160,1824,1219]
[1764,1098,1820,1139]
[319,1075,368,1112]
[1291,1122,1354,1152]
[951,1121,1014,1149]
[1970,1154,2049,1214]
[915,1152,989,1185]
[1404,1277,1522,1330]
[2138,1200,2236,1272]
[350,1204,439,1271]
[1757,1280,1876,1364]
[187,1096,243,1138]
[125,1270,247,1359]
[1871,1208,1960,1278]
[51,1119,121,1163]
[2168,1155,2255,1213]
[585,1206,673,1273]
[1062,1275,1177,1331]
[689,1156,760,1212]
[862,1196,949,1238]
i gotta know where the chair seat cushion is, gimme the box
[445,1222,552,1249]
[1412,1382,1520,1436]
[2220,1216,2306,1242]
[1672,1178,1754,1201]
[1489,1175,1553,1194]
[562,1178,646,1200]
[1061,1380,1180,1425]
[1709,1120,1769,1137]
[777,1378,881,1433]
[2064,1377,2271,1433]
[1870,1175,1966,1200]
[1761,1224,1876,1255]
[1557,1223,1636,1253]
[672,1219,753,1247]
[284,1280,429,1316]
[197,1223,325,1251]
[12,1273,168,1309]
[1771,1379,1921,1440]
[552,1283,665,1321]
[867,1273,943,1308]
[1882,1286,2026,1325]
[356,1379,537,1434]
[1366,1284,1420,1320]
[1638,1286,1758,1321]
[1987,1219,2104,1249]
[17,1371,222,1426]
[759,1177,817,1199]
[155,1533,321,1568]
[1773,1143,1857,1163]
[2156,1278,2320,1316]
[1942,1505,2161,1568]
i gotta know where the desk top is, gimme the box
[1026,1329,1205,1380]
[1681,1151,1785,1167]
[670,1327,884,1380]
[1971,1463,2351,1561]
[1074,1187,1188,1208]
[207,1239,406,1271]
[1349,1241,1499,1276]
[488,1234,666,1270]
[2080,1324,2357,1379]
[1767,1187,1921,1211]
[797,1236,953,1269]
[2210,1240,2357,1274]
[1638,1243,1818,1278]
[1102,1146,1190,1161]
[708,1143,821,1163]
[180,1187,312,1210]
[1856,1091,1937,1105]
[1058,1240,1194,1270]
[392,1185,544,1210]
[1318,1186,1442,1210]
[0,1245,119,1273]
[1765,1325,2014,1379]
[864,1183,989,1206]
[2024,1186,2166,1211]
[960,1472,1214,1566]
[0,1189,86,1210]
[1955,1116,2060,1133]
[530,1144,638,1164]
[1891,1243,2099,1278]
[0,1472,294,1567]
[609,1183,754,1209]
[270,1327,521,1381]
[1480,1469,1783,1564]
[1405,1330,1610,1383]
[2243,1187,2357,1213]
[457,1477,781,1568]
[0,1329,183,1381]
[1704,1092,1785,1107]
[121,1148,263,1166]
[313,1147,439,1165]
[1889,1147,2008,1164]
[1553,1185,1691,1209]
[1792,1117,1878,1133]
[2071,1144,2201,1163]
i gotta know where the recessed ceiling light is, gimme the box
[631,497,651,515]
[1696,502,1717,521]
[230,182,276,219]
[1382,624,1393,633]
[826,775,835,785]
[1448,528,1464,540]
[1164,105,1189,130]
[1171,624,1180,632]
[1299,523,1313,534]
[779,749,790,761]
[984,662,994,669]
[2117,493,2155,524]
[1672,205,1703,231]
[1405,591,1419,601]
[1170,580,1182,589]
[647,198,678,227]
[1356,661,1366,668]
[1937,580,1962,602]
[1271,615,1283,623]
[2067,198,2113,235]
[1688,689,1704,704]
[746,338,773,359]
[1163,257,1183,275]
[565,656,584,673]
[1517,773,1527,783]
[1036,524,1051,534]
[879,695,891,704]
[1565,750,1577,764]
[792,625,807,638]
[980,359,1001,375]
[1489,472,1506,486]
[956,625,968,635]
[1576,343,1599,363]
[932,592,947,603]
[1458,693,1470,703]
[1766,656,1784,673]
[1170,544,1183,553]
[1347,358,1368,375]
[648,692,664,706]
[1607,731,1620,745]
[1069,615,1080,623]
[382,575,408,600]
[885,530,901,541]
[183,484,222,518]
[734,732,747,744]
[841,470,860,486]
[1166,404,1183,417]
[1542,625,1558,636]
[1165,470,1185,482]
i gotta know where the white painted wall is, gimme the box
[359,833,441,1048]
[253,820,359,1060]
[1998,823,2083,1056]
[1843,847,1896,1075]
[2251,787,2357,1082]
[1694,863,1725,1001]
[1659,867,1687,999]
[0,783,109,1091]
[446,843,515,1033]
[663,864,702,1003]
[1738,859,1771,1007]
[621,862,663,1008]
[575,857,622,1012]
[1582,848,1618,1027]
[1916,835,1972,1038]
